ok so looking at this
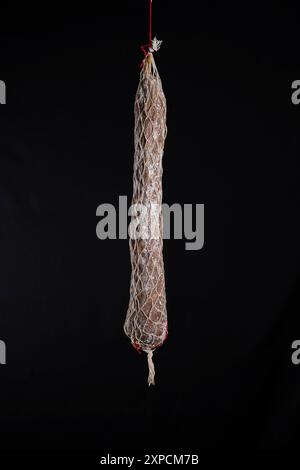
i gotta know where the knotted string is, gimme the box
[147,350,155,386]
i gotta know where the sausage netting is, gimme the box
[124,52,168,385]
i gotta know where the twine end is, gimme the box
[149,37,163,53]
[146,350,155,386]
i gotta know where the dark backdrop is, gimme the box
[0,1,300,453]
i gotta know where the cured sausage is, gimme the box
[124,50,168,385]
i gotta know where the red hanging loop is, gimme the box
[149,0,153,45]
[140,0,153,66]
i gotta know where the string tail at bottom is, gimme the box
[147,350,155,386]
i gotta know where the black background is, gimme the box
[0,1,300,453]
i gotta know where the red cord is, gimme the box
[149,0,153,45]
[140,0,153,65]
